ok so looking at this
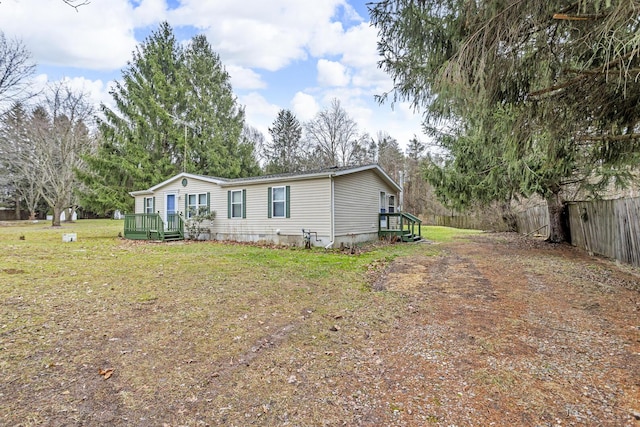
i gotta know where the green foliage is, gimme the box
[265,109,303,174]
[371,0,640,240]
[80,22,256,215]
[182,35,249,178]
[372,132,404,182]
[185,210,216,241]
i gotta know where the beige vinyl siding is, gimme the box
[132,168,398,246]
[333,170,397,236]
[214,178,332,241]
[146,177,222,220]
[135,195,158,214]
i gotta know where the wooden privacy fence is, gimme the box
[514,205,550,238]
[567,198,640,267]
[516,197,640,267]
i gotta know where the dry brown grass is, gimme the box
[0,220,441,425]
[1,222,638,426]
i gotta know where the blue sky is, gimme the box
[0,0,426,150]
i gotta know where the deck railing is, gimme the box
[124,213,185,241]
[378,212,422,241]
[167,213,184,240]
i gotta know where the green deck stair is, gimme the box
[379,211,422,242]
[124,213,185,242]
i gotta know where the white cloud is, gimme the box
[339,23,380,69]
[132,0,168,27]
[0,0,427,152]
[226,65,266,90]
[308,22,346,58]
[0,0,138,70]
[31,74,115,112]
[317,59,351,87]
[169,0,348,70]
[238,92,280,138]
[291,92,320,121]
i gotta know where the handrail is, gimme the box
[177,214,185,239]
[378,211,422,240]
[123,213,164,240]
[401,211,422,224]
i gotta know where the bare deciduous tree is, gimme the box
[304,99,363,168]
[0,31,36,110]
[29,83,94,226]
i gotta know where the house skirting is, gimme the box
[208,231,379,248]
[333,232,379,248]
[212,232,330,248]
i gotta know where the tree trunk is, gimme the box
[64,206,75,222]
[546,191,567,243]
[500,201,518,232]
[52,205,63,227]
[15,194,21,220]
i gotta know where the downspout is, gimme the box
[399,170,404,212]
[325,175,335,249]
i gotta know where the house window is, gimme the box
[187,193,209,218]
[268,186,290,218]
[228,189,245,219]
[144,197,154,214]
[272,186,285,217]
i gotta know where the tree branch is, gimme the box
[552,13,604,21]
[579,133,640,143]
[62,0,90,11]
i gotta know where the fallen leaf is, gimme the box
[98,368,114,379]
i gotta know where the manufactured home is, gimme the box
[124,164,421,247]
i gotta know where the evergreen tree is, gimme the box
[182,34,248,177]
[373,131,403,183]
[237,125,263,177]
[81,23,255,214]
[81,22,183,214]
[265,109,303,174]
[0,102,40,219]
[403,136,430,215]
[370,0,640,242]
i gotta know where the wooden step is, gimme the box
[163,231,183,242]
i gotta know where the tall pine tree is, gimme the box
[371,0,640,242]
[182,35,248,177]
[265,109,303,174]
[81,23,255,214]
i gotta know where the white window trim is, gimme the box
[187,193,208,219]
[271,186,286,218]
[144,197,154,214]
[230,190,243,219]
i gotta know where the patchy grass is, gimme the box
[2,222,637,425]
[0,220,470,425]
[421,225,483,242]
